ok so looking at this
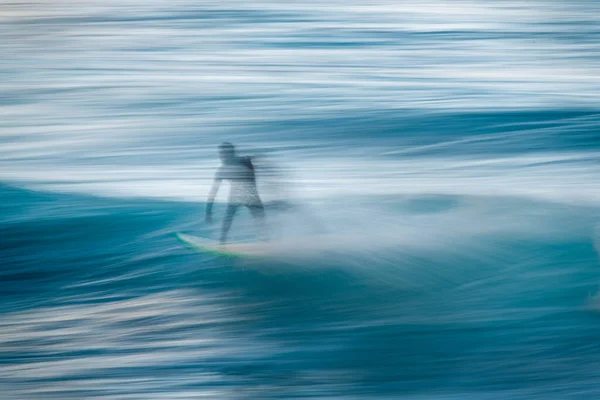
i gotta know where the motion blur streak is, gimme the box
[2,0,600,399]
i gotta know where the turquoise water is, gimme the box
[2,1,600,399]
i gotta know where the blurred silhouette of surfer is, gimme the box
[205,142,324,244]
[205,142,267,244]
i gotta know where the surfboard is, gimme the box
[176,232,269,258]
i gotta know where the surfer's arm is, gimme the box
[241,156,255,171]
[205,174,222,223]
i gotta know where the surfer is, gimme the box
[205,142,267,244]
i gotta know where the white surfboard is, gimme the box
[176,232,271,258]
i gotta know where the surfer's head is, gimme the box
[218,142,235,163]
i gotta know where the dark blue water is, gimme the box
[3,1,600,398]
[3,182,600,399]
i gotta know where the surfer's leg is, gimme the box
[247,203,268,241]
[220,204,238,244]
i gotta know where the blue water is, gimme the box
[3,1,600,399]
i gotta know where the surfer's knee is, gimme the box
[224,204,238,218]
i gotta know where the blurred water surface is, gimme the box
[2,1,600,399]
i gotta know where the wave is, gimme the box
[2,180,600,398]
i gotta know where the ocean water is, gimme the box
[2,1,600,399]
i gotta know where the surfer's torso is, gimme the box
[217,156,261,205]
